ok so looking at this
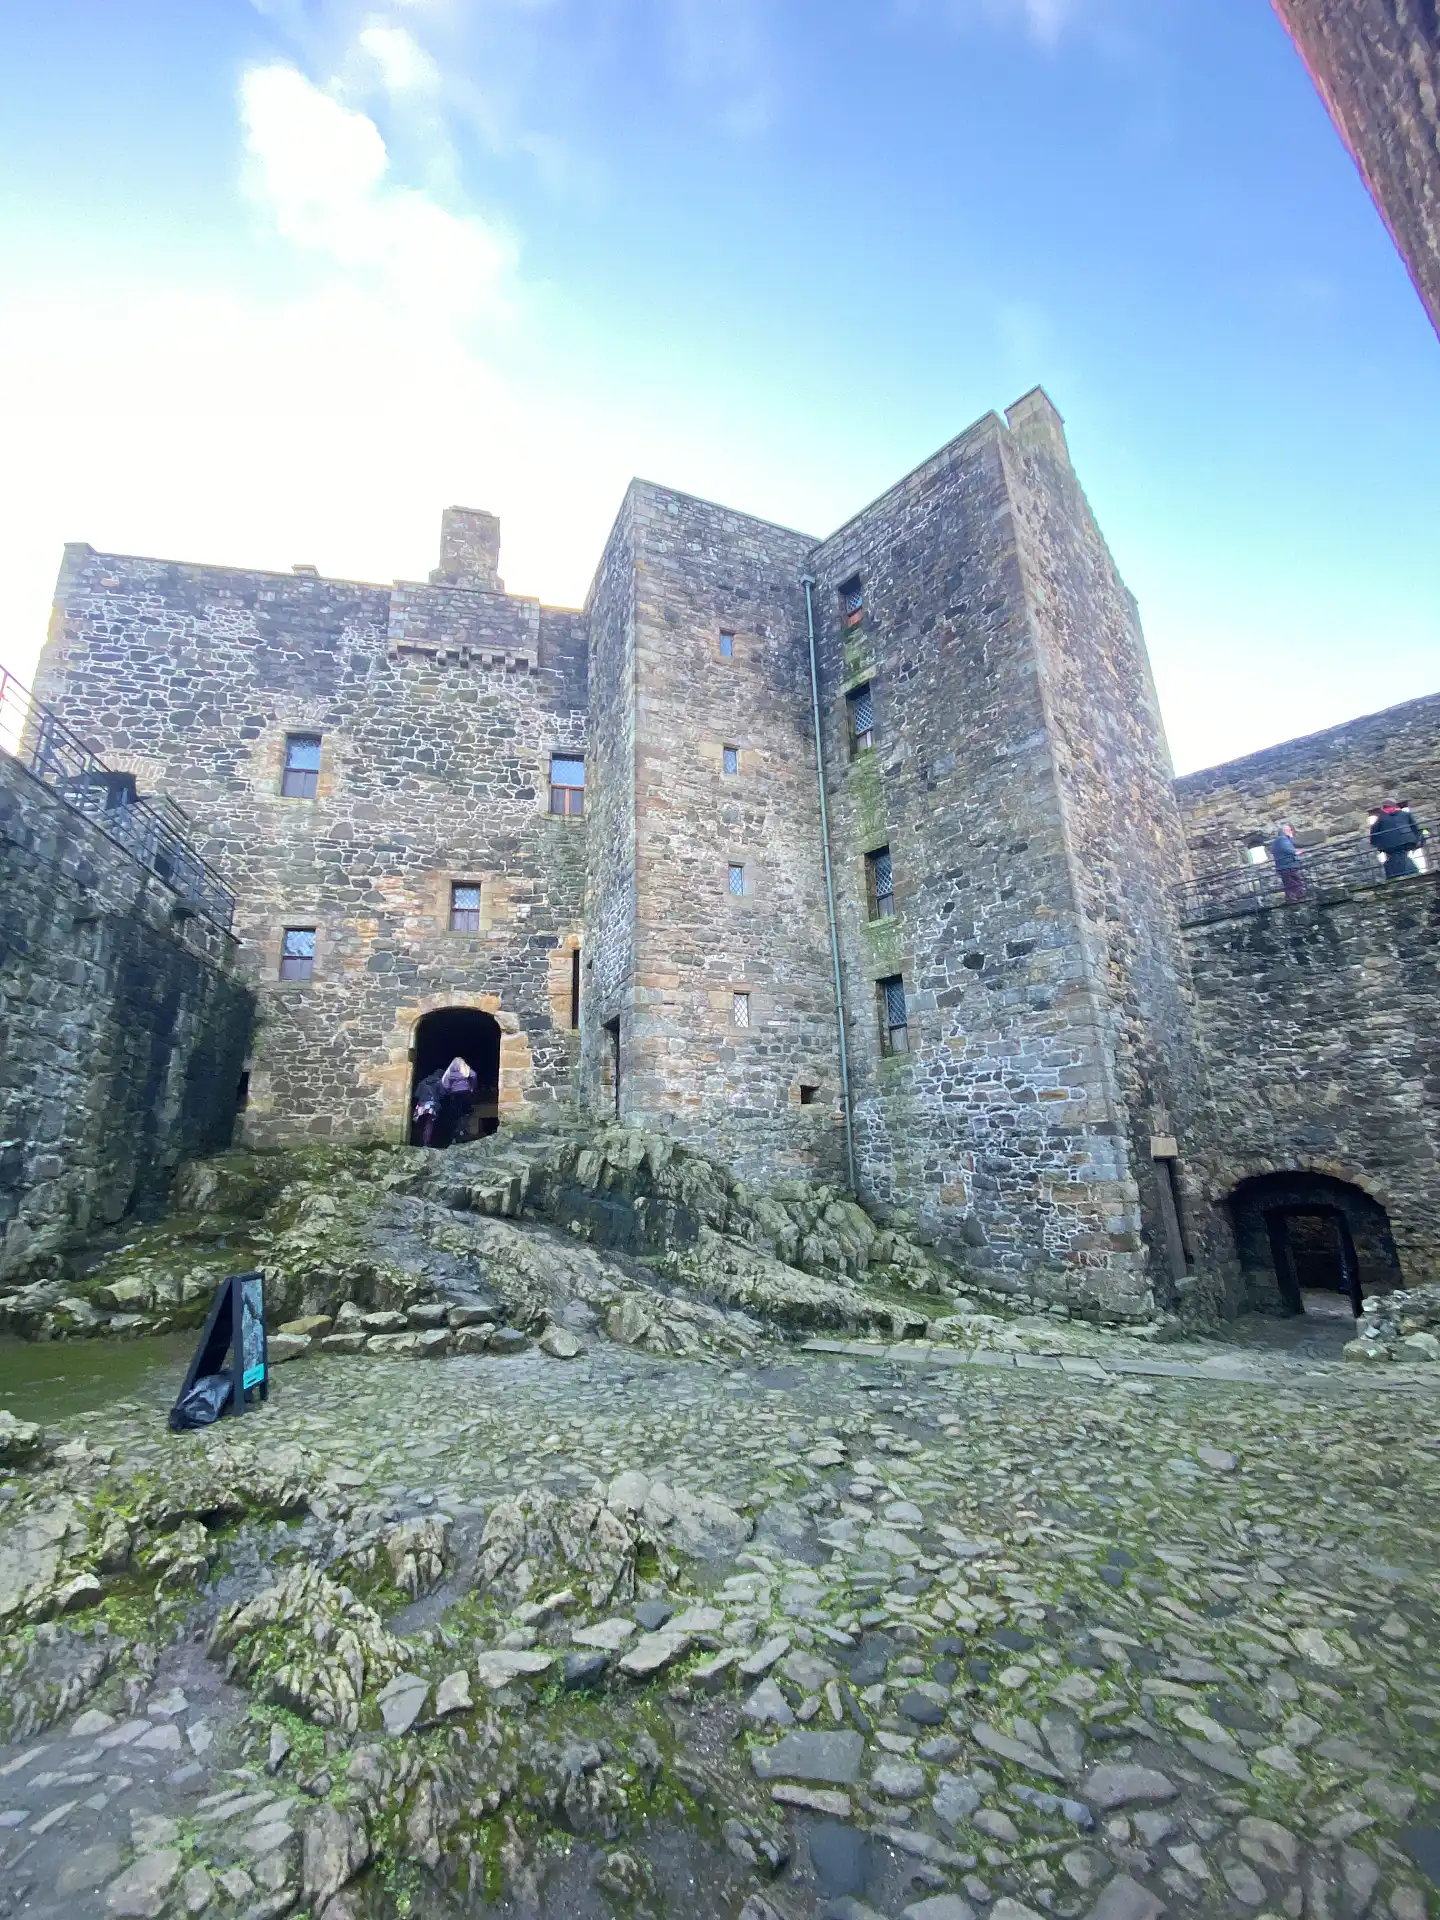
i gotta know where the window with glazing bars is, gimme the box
[719,631,735,658]
[733,992,750,1028]
[450,883,481,931]
[728,863,745,897]
[866,845,894,919]
[878,973,908,1054]
[550,755,585,816]
[847,682,874,755]
[722,745,739,776]
[839,576,864,628]
[282,733,321,798]
[280,927,316,981]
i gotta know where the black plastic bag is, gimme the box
[168,1373,233,1432]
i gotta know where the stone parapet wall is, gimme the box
[0,750,253,1284]
[1184,870,1440,1289]
[1175,691,1440,872]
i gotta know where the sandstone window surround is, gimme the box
[550,754,585,817]
[878,973,909,1055]
[847,683,875,757]
[281,733,322,799]
[839,574,865,629]
[450,882,481,932]
[866,845,895,919]
[732,991,750,1028]
[279,926,316,982]
[722,744,740,777]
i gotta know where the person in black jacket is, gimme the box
[412,1067,445,1146]
[1369,798,1428,879]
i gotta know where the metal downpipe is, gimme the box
[801,573,858,1195]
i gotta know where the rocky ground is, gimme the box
[1,1316,1437,1920]
[0,1123,1437,1920]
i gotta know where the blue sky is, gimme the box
[1,0,1436,772]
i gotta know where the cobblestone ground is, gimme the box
[1,1326,1438,1920]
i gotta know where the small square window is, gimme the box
[719,631,735,658]
[550,755,585,816]
[732,992,750,1028]
[282,733,321,798]
[839,575,864,628]
[450,882,481,931]
[722,745,739,776]
[280,927,316,982]
[866,845,895,919]
[799,1083,820,1106]
[847,683,874,756]
[728,863,745,896]
[878,973,908,1055]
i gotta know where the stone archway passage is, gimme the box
[1229,1171,1402,1316]
[409,1008,501,1147]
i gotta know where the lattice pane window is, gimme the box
[733,992,750,1028]
[719,631,735,658]
[280,927,316,981]
[450,883,481,931]
[879,973,908,1055]
[867,845,894,919]
[839,575,864,628]
[550,755,585,816]
[282,733,321,798]
[722,745,739,776]
[848,683,874,755]
[728,863,745,897]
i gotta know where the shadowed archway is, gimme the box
[1228,1171,1402,1317]
[409,1008,501,1146]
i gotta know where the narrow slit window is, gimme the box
[282,733,321,798]
[847,683,874,756]
[728,862,745,897]
[550,755,585,816]
[719,631,735,658]
[839,575,864,628]
[878,973,908,1055]
[236,1070,251,1112]
[732,992,750,1028]
[722,744,740,776]
[279,927,316,982]
[866,845,895,919]
[450,882,481,931]
[570,949,581,1030]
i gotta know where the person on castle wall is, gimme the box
[412,1067,445,1148]
[1369,798,1429,880]
[1270,822,1306,902]
[437,1056,479,1148]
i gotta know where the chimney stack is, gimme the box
[430,507,503,592]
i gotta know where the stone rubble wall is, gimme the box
[0,750,253,1286]
[33,544,589,1146]
[1184,871,1440,1289]
[1174,690,1440,873]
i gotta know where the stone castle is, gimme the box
[7,388,1438,1323]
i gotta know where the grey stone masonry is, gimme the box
[0,750,253,1285]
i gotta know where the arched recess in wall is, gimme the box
[1227,1171,1402,1317]
[381,990,533,1143]
[409,1008,501,1145]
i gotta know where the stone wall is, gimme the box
[1184,870,1440,1293]
[0,751,253,1285]
[1175,691,1440,872]
[1270,0,1440,338]
[34,530,588,1146]
[609,483,843,1183]
[804,397,1206,1318]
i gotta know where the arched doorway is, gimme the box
[409,1008,501,1147]
[1228,1171,1402,1317]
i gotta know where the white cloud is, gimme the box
[356,22,442,94]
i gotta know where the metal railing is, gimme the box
[1,664,236,932]
[1174,832,1428,927]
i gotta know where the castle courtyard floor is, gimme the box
[1,1325,1437,1920]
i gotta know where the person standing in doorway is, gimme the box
[412,1067,445,1147]
[1369,798,1428,879]
[437,1056,478,1148]
[1271,822,1306,902]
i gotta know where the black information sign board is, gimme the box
[174,1269,268,1421]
